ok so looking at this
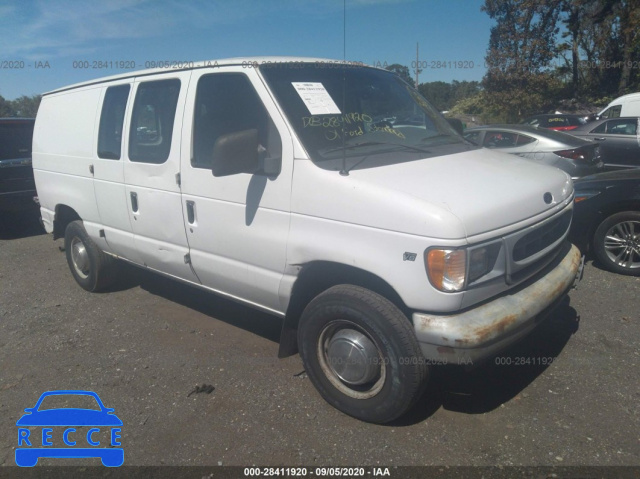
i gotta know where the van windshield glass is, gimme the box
[260,63,472,171]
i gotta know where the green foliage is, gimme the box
[556,0,640,97]
[483,0,560,74]
[418,80,481,111]
[11,95,41,118]
[0,96,14,117]
[0,94,41,118]
[478,0,640,122]
[385,64,415,87]
[449,94,487,116]
[481,0,562,120]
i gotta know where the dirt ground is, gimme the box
[1,210,639,477]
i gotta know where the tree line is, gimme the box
[478,0,640,122]
[3,0,638,124]
[0,95,41,118]
[390,0,639,123]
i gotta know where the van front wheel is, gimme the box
[298,285,428,423]
[64,220,117,292]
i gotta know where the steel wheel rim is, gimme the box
[70,236,90,279]
[317,320,386,399]
[603,220,640,270]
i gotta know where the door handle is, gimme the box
[186,200,195,224]
[130,192,138,212]
[594,137,606,141]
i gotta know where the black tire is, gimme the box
[64,220,118,291]
[593,211,640,276]
[298,285,428,423]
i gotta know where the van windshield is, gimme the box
[260,63,473,171]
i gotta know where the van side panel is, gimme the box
[123,72,200,282]
[33,88,102,230]
[624,99,640,116]
[179,67,293,313]
[92,82,142,263]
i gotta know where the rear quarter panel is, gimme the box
[33,87,102,231]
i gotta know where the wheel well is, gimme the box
[278,261,410,358]
[52,205,81,240]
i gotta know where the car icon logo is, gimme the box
[15,390,123,467]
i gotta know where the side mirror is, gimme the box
[212,129,260,177]
[211,129,281,177]
[446,118,464,135]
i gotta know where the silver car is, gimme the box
[464,124,603,178]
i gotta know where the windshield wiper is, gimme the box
[322,141,431,155]
[419,133,457,144]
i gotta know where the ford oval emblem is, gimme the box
[543,192,553,204]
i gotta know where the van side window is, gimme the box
[97,85,130,160]
[129,79,180,164]
[600,105,621,119]
[192,73,281,169]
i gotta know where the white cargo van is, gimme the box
[598,92,640,118]
[33,57,582,423]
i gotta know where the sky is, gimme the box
[0,0,493,100]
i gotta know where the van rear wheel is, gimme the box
[64,220,117,292]
[298,285,428,423]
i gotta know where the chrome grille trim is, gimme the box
[503,203,573,285]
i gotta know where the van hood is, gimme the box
[293,148,573,239]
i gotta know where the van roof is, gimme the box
[603,91,640,106]
[597,91,640,116]
[612,92,640,101]
[44,57,373,96]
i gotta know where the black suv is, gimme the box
[0,118,36,212]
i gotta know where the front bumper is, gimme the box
[413,242,582,364]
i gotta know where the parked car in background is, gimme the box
[570,169,640,276]
[597,92,640,119]
[463,124,603,178]
[521,114,587,131]
[569,117,640,170]
[0,118,37,213]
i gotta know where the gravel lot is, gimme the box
[1,210,639,472]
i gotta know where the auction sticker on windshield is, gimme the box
[15,390,123,467]
[292,82,342,115]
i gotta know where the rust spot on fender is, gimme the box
[437,346,455,355]
[474,314,518,343]
[417,315,438,329]
[457,314,519,345]
[414,245,581,350]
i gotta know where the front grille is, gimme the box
[512,210,572,262]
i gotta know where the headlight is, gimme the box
[426,249,466,292]
[426,243,501,293]
[574,190,601,203]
